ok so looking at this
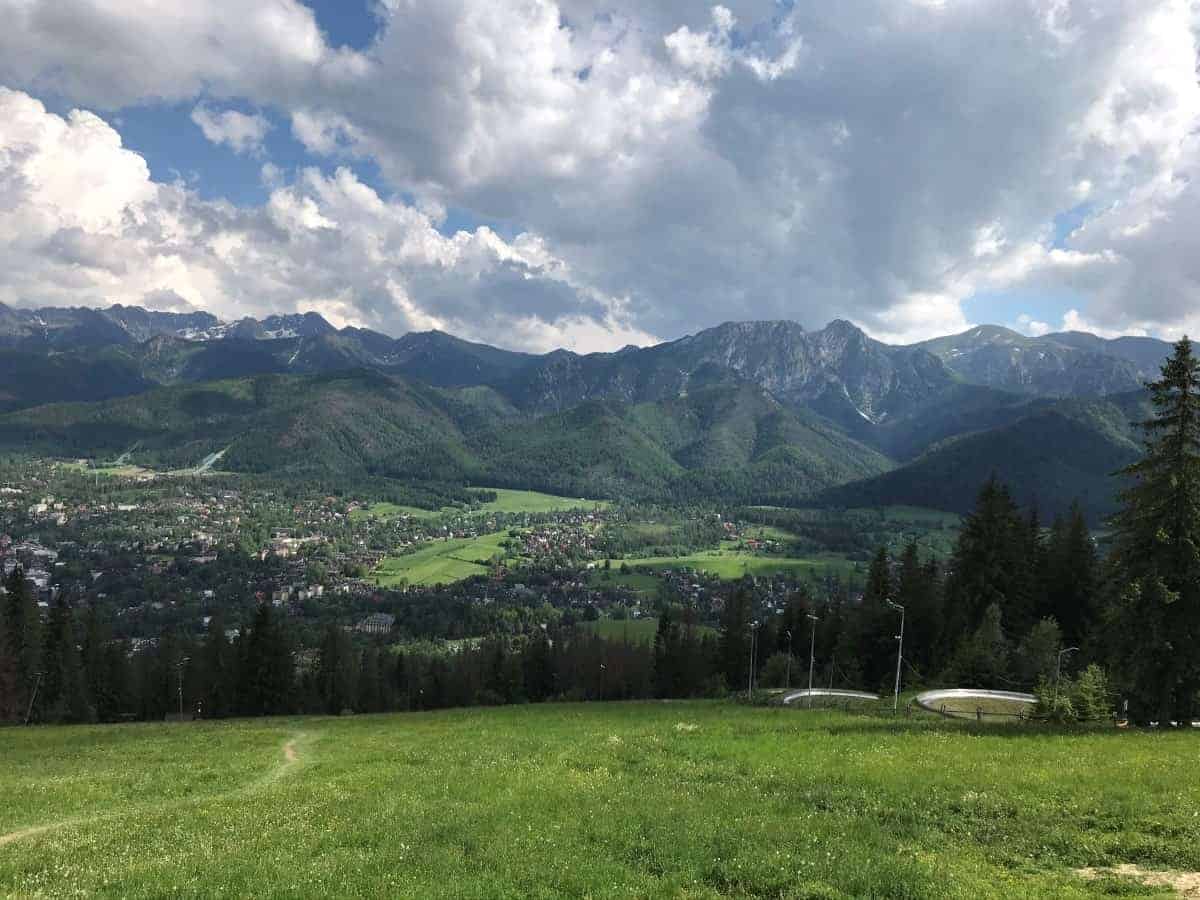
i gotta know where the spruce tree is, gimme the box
[240,603,294,716]
[948,602,1010,688]
[317,623,357,715]
[3,567,41,719]
[0,600,18,721]
[81,604,111,720]
[200,611,233,718]
[1110,336,1200,721]
[652,607,681,698]
[858,546,897,688]
[943,477,1028,651]
[41,595,91,723]
[719,585,753,691]
[358,646,383,713]
[895,541,943,677]
[1045,502,1098,648]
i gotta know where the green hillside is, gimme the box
[822,395,1148,520]
[4,703,1200,897]
[0,374,890,504]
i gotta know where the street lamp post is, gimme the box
[1054,646,1079,706]
[24,671,45,726]
[785,629,793,689]
[177,656,190,720]
[748,620,759,698]
[807,614,819,708]
[886,599,905,713]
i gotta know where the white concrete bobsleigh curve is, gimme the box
[915,688,1036,716]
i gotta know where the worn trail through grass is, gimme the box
[0,731,311,849]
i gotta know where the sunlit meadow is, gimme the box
[2,702,1198,897]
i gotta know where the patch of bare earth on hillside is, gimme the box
[1076,864,1200,897]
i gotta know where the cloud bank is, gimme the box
[1,0,1200,348]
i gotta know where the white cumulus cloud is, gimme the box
[191,106,271,155]
[0,88,655,352]
[1,0,1200,346]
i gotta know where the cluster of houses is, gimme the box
[0,535,59,603]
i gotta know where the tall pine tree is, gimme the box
[41,594,91,723]
[719,584,753,692]
[1045,503,1098,648]
[3,567,41,721]
[1109,336,1200,721]
[943,477,1029,661]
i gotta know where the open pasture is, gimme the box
[2,702,1198,897]
[478,488,608,514]
[370,531,512,586]
[606,547,861,582]
[352,488,606,522]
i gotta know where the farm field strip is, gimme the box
[353,488,607,522]
[603,549,860,581]
[370,531,513,586]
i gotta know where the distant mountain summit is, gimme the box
[913,325,1167,396]
[0,300,1171,400]
[0,300,1175,518]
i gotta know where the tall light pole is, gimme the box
[1053,646,1079,706]
[807,614,819,708]
[177,656,190,719]
[24,671,45,726]
[886,599,904,713]
[784,629,793,689]
[748,620,759,698]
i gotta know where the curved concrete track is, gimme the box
[915,688,1036,719]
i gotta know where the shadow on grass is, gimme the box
[815,714,1131,741]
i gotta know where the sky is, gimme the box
[1,0,1199,353]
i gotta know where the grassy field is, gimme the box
[586,567,663,593]
[607,546,861,582]
[370,531,513,586]
[579,616,662,644]
[479,488,607,514]
[3,702,1200,897]
[349,501,445,521]
[352,489,606,522]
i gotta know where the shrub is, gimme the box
[1072,664,1113,722]
[1034,675,1076,723]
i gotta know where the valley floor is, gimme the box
[1,702,1197,898]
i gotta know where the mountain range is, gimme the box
[0,302,1169,519]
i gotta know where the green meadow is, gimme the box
[579,616,663,644]
[479,488,607,514]
[2,702,1199,897]
[606,546,861,582]
[370,531,513,586]
[352,489,607,522]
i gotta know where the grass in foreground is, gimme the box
[2,702,1198,897]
